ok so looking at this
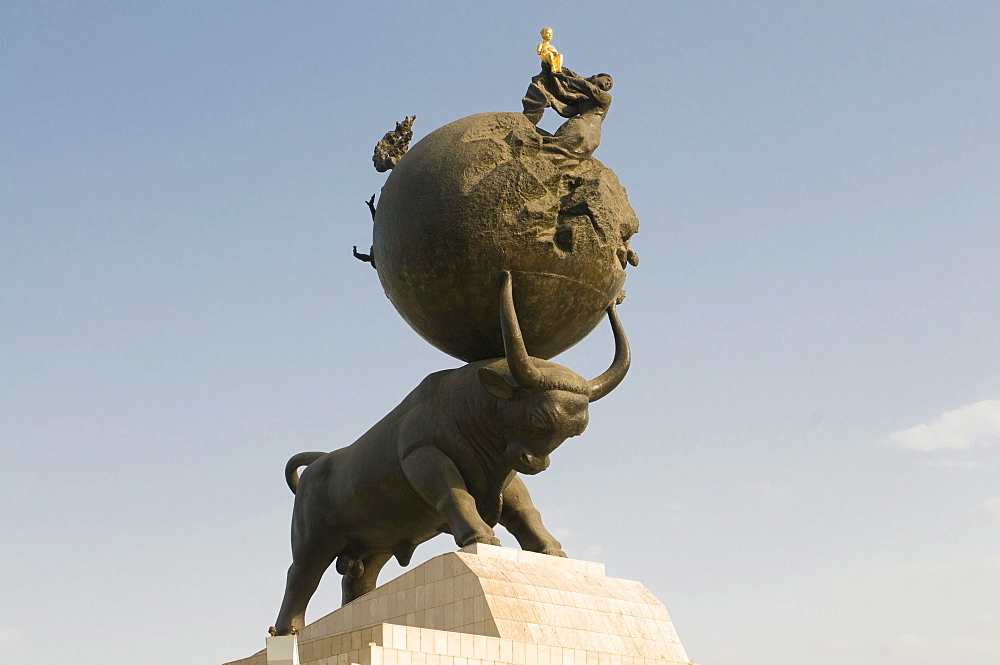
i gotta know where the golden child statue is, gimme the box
[537,27,563,73]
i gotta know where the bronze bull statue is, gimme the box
[271,272,630,635]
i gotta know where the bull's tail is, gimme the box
[284,451,326,493]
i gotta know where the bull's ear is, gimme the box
[478,367,518,400]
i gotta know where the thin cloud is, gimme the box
[925,458,981,469]
[756,480,787,496]
[977,497,1000,522]
[892,632,1000,659]
[888,399,1000,451]
[0,626,22,647]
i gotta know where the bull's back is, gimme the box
[293,373,452,549]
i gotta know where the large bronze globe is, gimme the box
[373,112,638,362]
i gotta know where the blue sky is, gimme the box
[2,2,999,664]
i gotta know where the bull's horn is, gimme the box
[587,304,631,402]
[500,271,541,389]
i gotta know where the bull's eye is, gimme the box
[529,412,548,431]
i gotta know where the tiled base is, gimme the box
[266,635,300,665]
[227,544,691,665]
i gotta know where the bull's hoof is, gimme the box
[540,548,567,557]
[461,534,502,547]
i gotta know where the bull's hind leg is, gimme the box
[340,551,392,605]
[273,542,339,635]
[498,475,566,557]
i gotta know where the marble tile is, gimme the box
[226,547,691,665]
[485,637,500,661]
[433,629,448,654]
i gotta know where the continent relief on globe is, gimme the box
[373,112,639,363]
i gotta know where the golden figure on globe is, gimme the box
[537,27,563,72]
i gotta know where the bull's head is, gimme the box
[478,272,631,475]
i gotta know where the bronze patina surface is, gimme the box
[271,273,629,636]
[373,110,638,362]
[271,31,640,636]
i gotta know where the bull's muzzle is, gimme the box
[508,444,550,475]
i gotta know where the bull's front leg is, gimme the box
[498,474,566,557]
[401,446,501,547]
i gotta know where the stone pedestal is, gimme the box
[267,635,300,665]
[227,544,691,665]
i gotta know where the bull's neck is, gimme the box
[452,384,506,468]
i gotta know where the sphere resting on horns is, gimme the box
[373,111,639,362]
